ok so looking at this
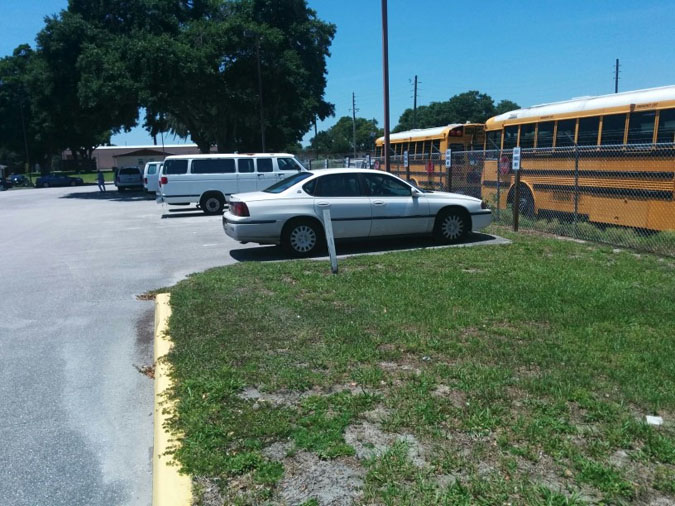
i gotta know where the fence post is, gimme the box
[496,153,501,222]
[573,144,579,238]
[309,159,312,170]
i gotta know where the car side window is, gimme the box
[238,159,255,173]
[314,173,364,197]
[257,158,273,172]
[364,174,411,196]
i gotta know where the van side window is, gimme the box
[164,159,188,174]
[257,158,273,172]
[238,159,254,173]
[278,158,299,171]
[191,159,235,174]
[147,165,157,174]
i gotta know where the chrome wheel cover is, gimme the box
[290,225,317,253]
[441,214,463,239]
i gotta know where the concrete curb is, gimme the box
[153,293,192,506]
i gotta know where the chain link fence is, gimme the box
[304,145,675,256]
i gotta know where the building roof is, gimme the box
[112,148,173,158]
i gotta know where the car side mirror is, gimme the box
[411,188,422,198]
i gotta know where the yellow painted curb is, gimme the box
[153,293,192,506]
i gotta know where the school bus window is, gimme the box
[600,114,626,145]
[431,140,440,154]
[422,141,430,155]
[656,109,675,143]
[503,126,518,149]
[486,130,502,150]
[520,123,535,148]
[577,117,600,146]
[627,111,656,144]
[556,119,576,147]
[375,146,381,158]
[537,121,554,148]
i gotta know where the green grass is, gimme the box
[165,228,675,504]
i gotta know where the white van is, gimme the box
[156,153,306,214]
[143,161,162,193]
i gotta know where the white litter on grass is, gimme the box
[646,415,663,426]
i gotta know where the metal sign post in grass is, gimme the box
[512,147,521,232]
[322,208,339,274]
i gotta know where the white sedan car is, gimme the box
[223,168,492,256]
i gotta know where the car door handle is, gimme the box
[257,174,264,177]
[317,201,331,207]
[372,200,386,206]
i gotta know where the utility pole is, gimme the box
[255,38,266,152]
[351,92,358,159]
[413,75,418,129]
[614,58,620,93]
[381,0,391,172]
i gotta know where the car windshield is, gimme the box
[263,172,313,193]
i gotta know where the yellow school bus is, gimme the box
[482,86,675,231]
[375,124,485,197]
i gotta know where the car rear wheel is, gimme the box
[434,208,469,244]
[200,193,225,215]
[282,219,323,257]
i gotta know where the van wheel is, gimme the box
[282,218,324,257]
[200,193,225,214]
[434,208,469,244]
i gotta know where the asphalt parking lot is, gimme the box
[0,185,507,506]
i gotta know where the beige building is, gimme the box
[63,144,212,170]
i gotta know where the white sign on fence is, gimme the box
[445,149,452,168]
[512,147,521,171]
[403,150,409,168]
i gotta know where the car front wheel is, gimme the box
[434,209,469,244]
[282,219,323,257]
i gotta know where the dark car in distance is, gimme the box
[36,174,84,188]
[9,174,32,187]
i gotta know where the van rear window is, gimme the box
[191,159,235,174]
[164,159,188,174]
[120,168,140,175]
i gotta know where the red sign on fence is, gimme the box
[499,155,511,176]
[426,160,434,174]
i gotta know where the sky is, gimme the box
[2,0,675,147]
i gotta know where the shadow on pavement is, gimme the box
[229,232,500,262]
[161,211,215,219]
[60,189,156,201]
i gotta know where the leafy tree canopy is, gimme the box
[310,116,382,154]
[394,91,519,132]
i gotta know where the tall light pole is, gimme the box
[381,0,391,172]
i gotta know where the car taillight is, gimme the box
[230,201,250,217]
[144,177,147,184]
[160,176,168,185]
